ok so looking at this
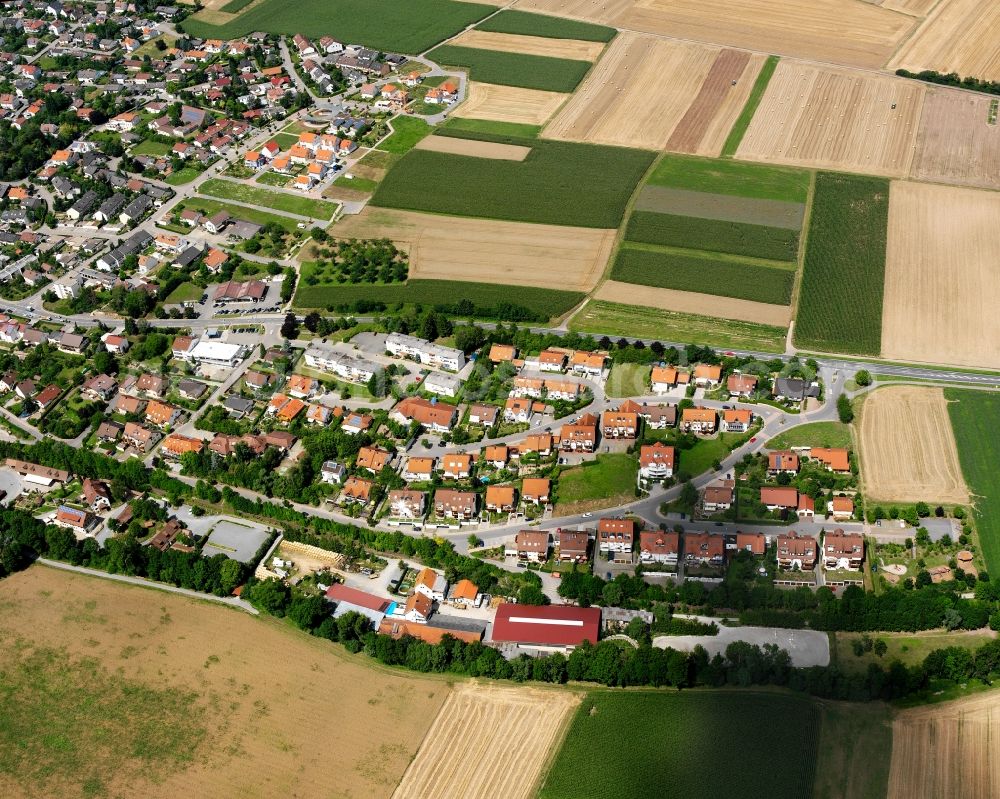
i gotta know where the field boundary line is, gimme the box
[788,169,816,320]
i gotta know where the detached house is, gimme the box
[680,407,717,434]
[505,530,550,562]
[639,442,675,481]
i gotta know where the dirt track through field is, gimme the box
[334,208,615,291]
[449,29,605,61]
[889,0,1000,82]
[595,280,791,325]
[736,61,923,177]
[453,82,569,125]
[888,691,1000,799]
[911,87,1000,190]
[635,186,805,229]
[858,386,969,504]
[392,682,581,799]
[414,135,532,161]
[882,181,1000,369]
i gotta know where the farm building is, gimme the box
[490,603,601,655]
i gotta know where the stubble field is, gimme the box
[0,567,449,799]
[889,0,1000,82]
[888,691,1000,799]
[392,682,581,799]
[413,134,532,160]
[858,386,970,504]
[453,81,569,125]
[736,61,924,177]
[449,29,606,60]
[881,181,1000,369]
[594,281,792,326]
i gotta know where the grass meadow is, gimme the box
[554,454,637,513]
[766,421,853,450]
[646,152,809,202]
[177,198,300,232]
[426,45,593,92]
[199,179,339,220]
[475,10,616,41]
[376,116,432,155]
[626,210,799,262]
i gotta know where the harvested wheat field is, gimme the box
[888,691,1000,799]
[545,33,762,153]
[414,134,531,161]
[595,280,792,325]
[911,87,1000,190]
[889,0,1000,82]
[858,386,969,504]
[335,208,615,291]
[0,566,448,799]
[189,0,260,25]
[515,0,914,68]
[882,181,1000,369]
[453,82,569,125]
[881,0,939,16]
[736,61,923,177]
[449,29,606,60]
[393,682,581,799]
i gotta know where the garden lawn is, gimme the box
[164,282,203,304]
[198,179,339,220]
[626,210,799,262]
[372,131,654,228]
[554,454,636,514]
[182,0,496,53]
[273,132,299,150]
[539,690,819,799]
[164,167,202,186]
[256,172,291,187]
[376,116,432,154]
[767,421,853,450]
[131,139,172,157]
[795,173,889,355]
[426,45,592,92]
[175,198,299,232]
[605,363,651,398]
[721,55,780,157]
[569,300,787,352]
[646,152,810,202]
[679,431,752,478]
[946,389,1000,571]
[475,9,616,41]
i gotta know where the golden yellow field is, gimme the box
[911,87,1000,190]
[188,0,261,24]
[888,691,1000,799]
[449,29,606,60]
[889,0,1000,82]
[453,82,569,126]
[858,386,970,504]
[392,682,581,799]
[594,280,792,326]
[881,0,939,16]
[881,181,1000,369]
[413,135,532,161]
[334,208,616,291]
[514,0,915,68]
[0,566,448,799]
[736,61,924,177]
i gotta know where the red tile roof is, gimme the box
[491,603,600,648]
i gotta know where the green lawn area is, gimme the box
[441,117,541,138]
[376,116,432,155]
[131,139,172,157]
[475,9,616,41]
[182,0,496,53]
[256,171,292,187]
[605,363,651,398]
[164,282,203,304]
[766,421,853,450]
[946,389,1000,571]
[539,690,819,799]
[721,55,780,157]
[133,35,175,58]
[555,454,636,513]
[333,175,378,193]
[273,132,299,150]
[646,151,810,203]
[164,167,202,186]
[427,45,592,92]
[679,431,753,479]
[569,300,788,353]
[795,173,889,355]
[175,198,300,233]
[812,700,892,799]
[198,179,339,221]
[834,630,997,676]
[373,130,655,228]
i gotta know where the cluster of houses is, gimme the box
[244,130,358,191]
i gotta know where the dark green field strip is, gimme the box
[372,133,654,228]
[426,45,592,92]
[794,172,889,355]
[611,245,794,305]
[441,117,542,138]
[722,54,780,157]
[635,185,804,229]
[946,389,1000,572]
[182,0,496,53]
[625,210,800,262]
[647,152,810,203]
[475,9,617,41]
[220,0,254,12]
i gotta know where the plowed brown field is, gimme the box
[889,0,1000,82]
[911,87,1000,190]
[453,82,569,125]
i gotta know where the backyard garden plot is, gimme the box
[736,61,924,178]
[911,87,1000,191]
[625,210,799,262]
[449,29,605,60]
[889,0,1000,83]
[183,0,496,53]
[475,9,616,41]
[858,386,970,504]
[199,179,340,220]
[392,683,580,799]
[412,135,531,160]
[371,131,654,228]
[452,82,568,126]
[426,45,592,92]
[794,172,889,355]
[881,181,1000,369]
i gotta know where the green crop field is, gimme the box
[199,179,339,220]
[721,55,780,157]
[611,245,795,306]
[540,690,819,799]
[372,131,654,228]
[426,45,592,92]
[376,116,432,154]
[569,300,787,352]
[475,9,616,41]
[946,389,1000,571]
[626,210,799,262]
[646,152,810,202]
[182,0,496,53]
[220,0,254,11]
[795,173,889,355]
[766,421,853,450]
[441,117,541,138]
